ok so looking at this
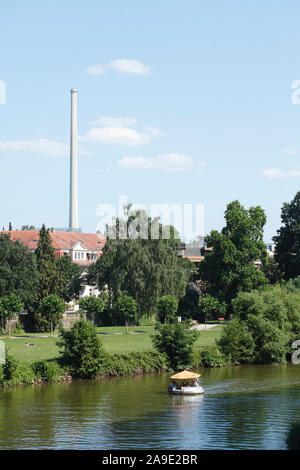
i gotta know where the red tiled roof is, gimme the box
[1,230,106,253]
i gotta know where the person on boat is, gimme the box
[192,378,199,387]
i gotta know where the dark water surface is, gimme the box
[1,364,300,449]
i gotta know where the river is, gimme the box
[0,364,300,449]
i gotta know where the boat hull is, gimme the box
[168,386,204,395]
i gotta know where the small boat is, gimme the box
[168,370,204,395]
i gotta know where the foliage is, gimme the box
[114,295,137,333]
[197,294,226,322]
[286,275,300,293]
[38,294,65,333]
[273,191,300,280]
[57,319,106,378]
[217,318,256,364]
[36,225,61,301]
[79,296,105,325]
[178,282,201,319]
[87,207,193,323]
[100,351,168,376]
[199,346,227,368]
[286,422,300,450]
[156,295,178,323]
[218,286,300,364]
[0,233,39,311]
[151,322,199,370]
[198,200,269,312]
[0,294,23,335]
[57,255,83,302]
[32,360,64,382]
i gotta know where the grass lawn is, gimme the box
[1,325,224,363]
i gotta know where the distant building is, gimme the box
[264,242,275,257]
[2,229,106,267]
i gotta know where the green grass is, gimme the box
[1,324,224,363]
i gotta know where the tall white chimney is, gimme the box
[69,88,78,230]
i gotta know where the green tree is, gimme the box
[0,294,23,337]
[198,200,269,312]
[273,191,300,280]
[39,294,65,335]
[197,294,226,324]
[0,234,39,311]
[79,296,105,325]
[36,225,61,300]
[57,255,82,301]
[57,319,106,378]
[87,207,193,323]
[114,295,137,333]
[156,295,178,324]
[152,322,198,370]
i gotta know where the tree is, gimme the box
[273,191,300,280]
[0,294,23,337]
[156,295,178,324]
[39,294,65,335]
[218,286,300,364]
[57,255,82,301]
[57,319,106,378]
[197,294,226,324]
[0,234,39,311]
[8,222,12,231]
[114,295,137,333]
[87,207,193,323]
[152,322,198,370]
[79,296,105,326]
[36,225,61,300]
[178,282,201,320]
[198,200,269,312]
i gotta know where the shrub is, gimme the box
[199,346,227,368]
[218,318,255,364]
[152,322,198,370]
[57,319,106,378]
[100,351,168,376]
[32,360,64,382]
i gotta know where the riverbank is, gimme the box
[0,326,224,388]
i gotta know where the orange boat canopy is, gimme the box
[170,370,201,380]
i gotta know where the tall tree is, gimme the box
[198,200,269,311]
[87,208,193,323]
[56,255,82,301]
[0,233,39,310]
[36,225,60,300]
[273,191,300,280]
[39,294,65,335]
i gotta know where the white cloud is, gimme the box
[263,168,300,179]
[86,59,150,75]
[0,138,69,156]
[80,117,164,146]
[117,153,206,172]
[281,145,297,155]
[80,126,151,146]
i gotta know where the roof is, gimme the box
[1,230,106,252]
[170,370,201,379]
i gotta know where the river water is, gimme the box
[0,364,300,450]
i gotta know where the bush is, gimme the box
[152,322,198,370]
[199,346,227,368]
[100,351,168,376]
[217,318,255,364]
[57,319,107,378]
[32,360,64,382]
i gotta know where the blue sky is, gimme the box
[1,0,300,241]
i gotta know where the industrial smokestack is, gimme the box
[69,88,78,230]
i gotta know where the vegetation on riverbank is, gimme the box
[0,322,223,387]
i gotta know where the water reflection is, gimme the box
[0,365,300,449]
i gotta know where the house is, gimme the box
[2,229,106,267]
